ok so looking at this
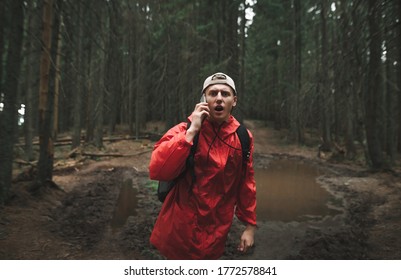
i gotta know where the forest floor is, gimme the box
[1,120,401,260]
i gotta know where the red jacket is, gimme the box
[149,116,256,259]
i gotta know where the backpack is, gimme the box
[157,121,250,202]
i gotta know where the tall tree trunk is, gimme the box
[272,53,281,130]
[0,0,5,94]
[37,0,62,184]
[71,2,84,148]
[365,0,384,169]
[94,54,105,148]
[127,13,134,135]
[165,27,179,128]
[239,0,246,102]
[289,0,304,143]
[134,6,147,140]
[225,0,239,77]
[24,2,41,161]
[106,1,122,135]
[37,0,53,184]
[319,0,332,151]
[94,47,106,149]
[86,57,94,143]
[0,0,24,203]
[385,54,396,164]
[135,39,144,140]
[397,0,401,153]
[338,1,357,159]
[94,9,107,148]
[84,6,94,144]
[53,14,63,140]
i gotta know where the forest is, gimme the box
[0,0,400,205]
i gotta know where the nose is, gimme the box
[216,91,223,101]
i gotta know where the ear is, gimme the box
[233,96,237,107]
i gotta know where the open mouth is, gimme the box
[215,105,224,112]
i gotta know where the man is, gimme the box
[149,72,256,259]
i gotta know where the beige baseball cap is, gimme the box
[202,72,237,95]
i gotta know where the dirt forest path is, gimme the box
[1,120,401,260]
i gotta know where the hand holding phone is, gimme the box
[186,95,208,141]
[199,94,209,121]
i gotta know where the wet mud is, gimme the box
[1,124,401,260]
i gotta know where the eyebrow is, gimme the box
[209,89,231,93]
[207,87,233,94]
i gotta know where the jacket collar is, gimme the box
[187,115,240,134]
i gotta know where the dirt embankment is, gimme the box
[1,121,400,260]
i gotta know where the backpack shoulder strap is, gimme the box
[187,121,200,157]
[186,121,199,184]
[236,123,250,162]
[156,121,197,202]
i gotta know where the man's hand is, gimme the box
[186,101,209,143]
[237,224,256,253]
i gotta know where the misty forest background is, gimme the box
[1,0,401,203]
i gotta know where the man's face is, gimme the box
[204,84,237,124]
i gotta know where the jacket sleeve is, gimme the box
[148,122,193,181]
[235,129,257,226]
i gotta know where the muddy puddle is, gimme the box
[111,179,138,230]
[232,159,346,259]
[109,159,346,259]
[111,159,342,229]
[255,159,342,222]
